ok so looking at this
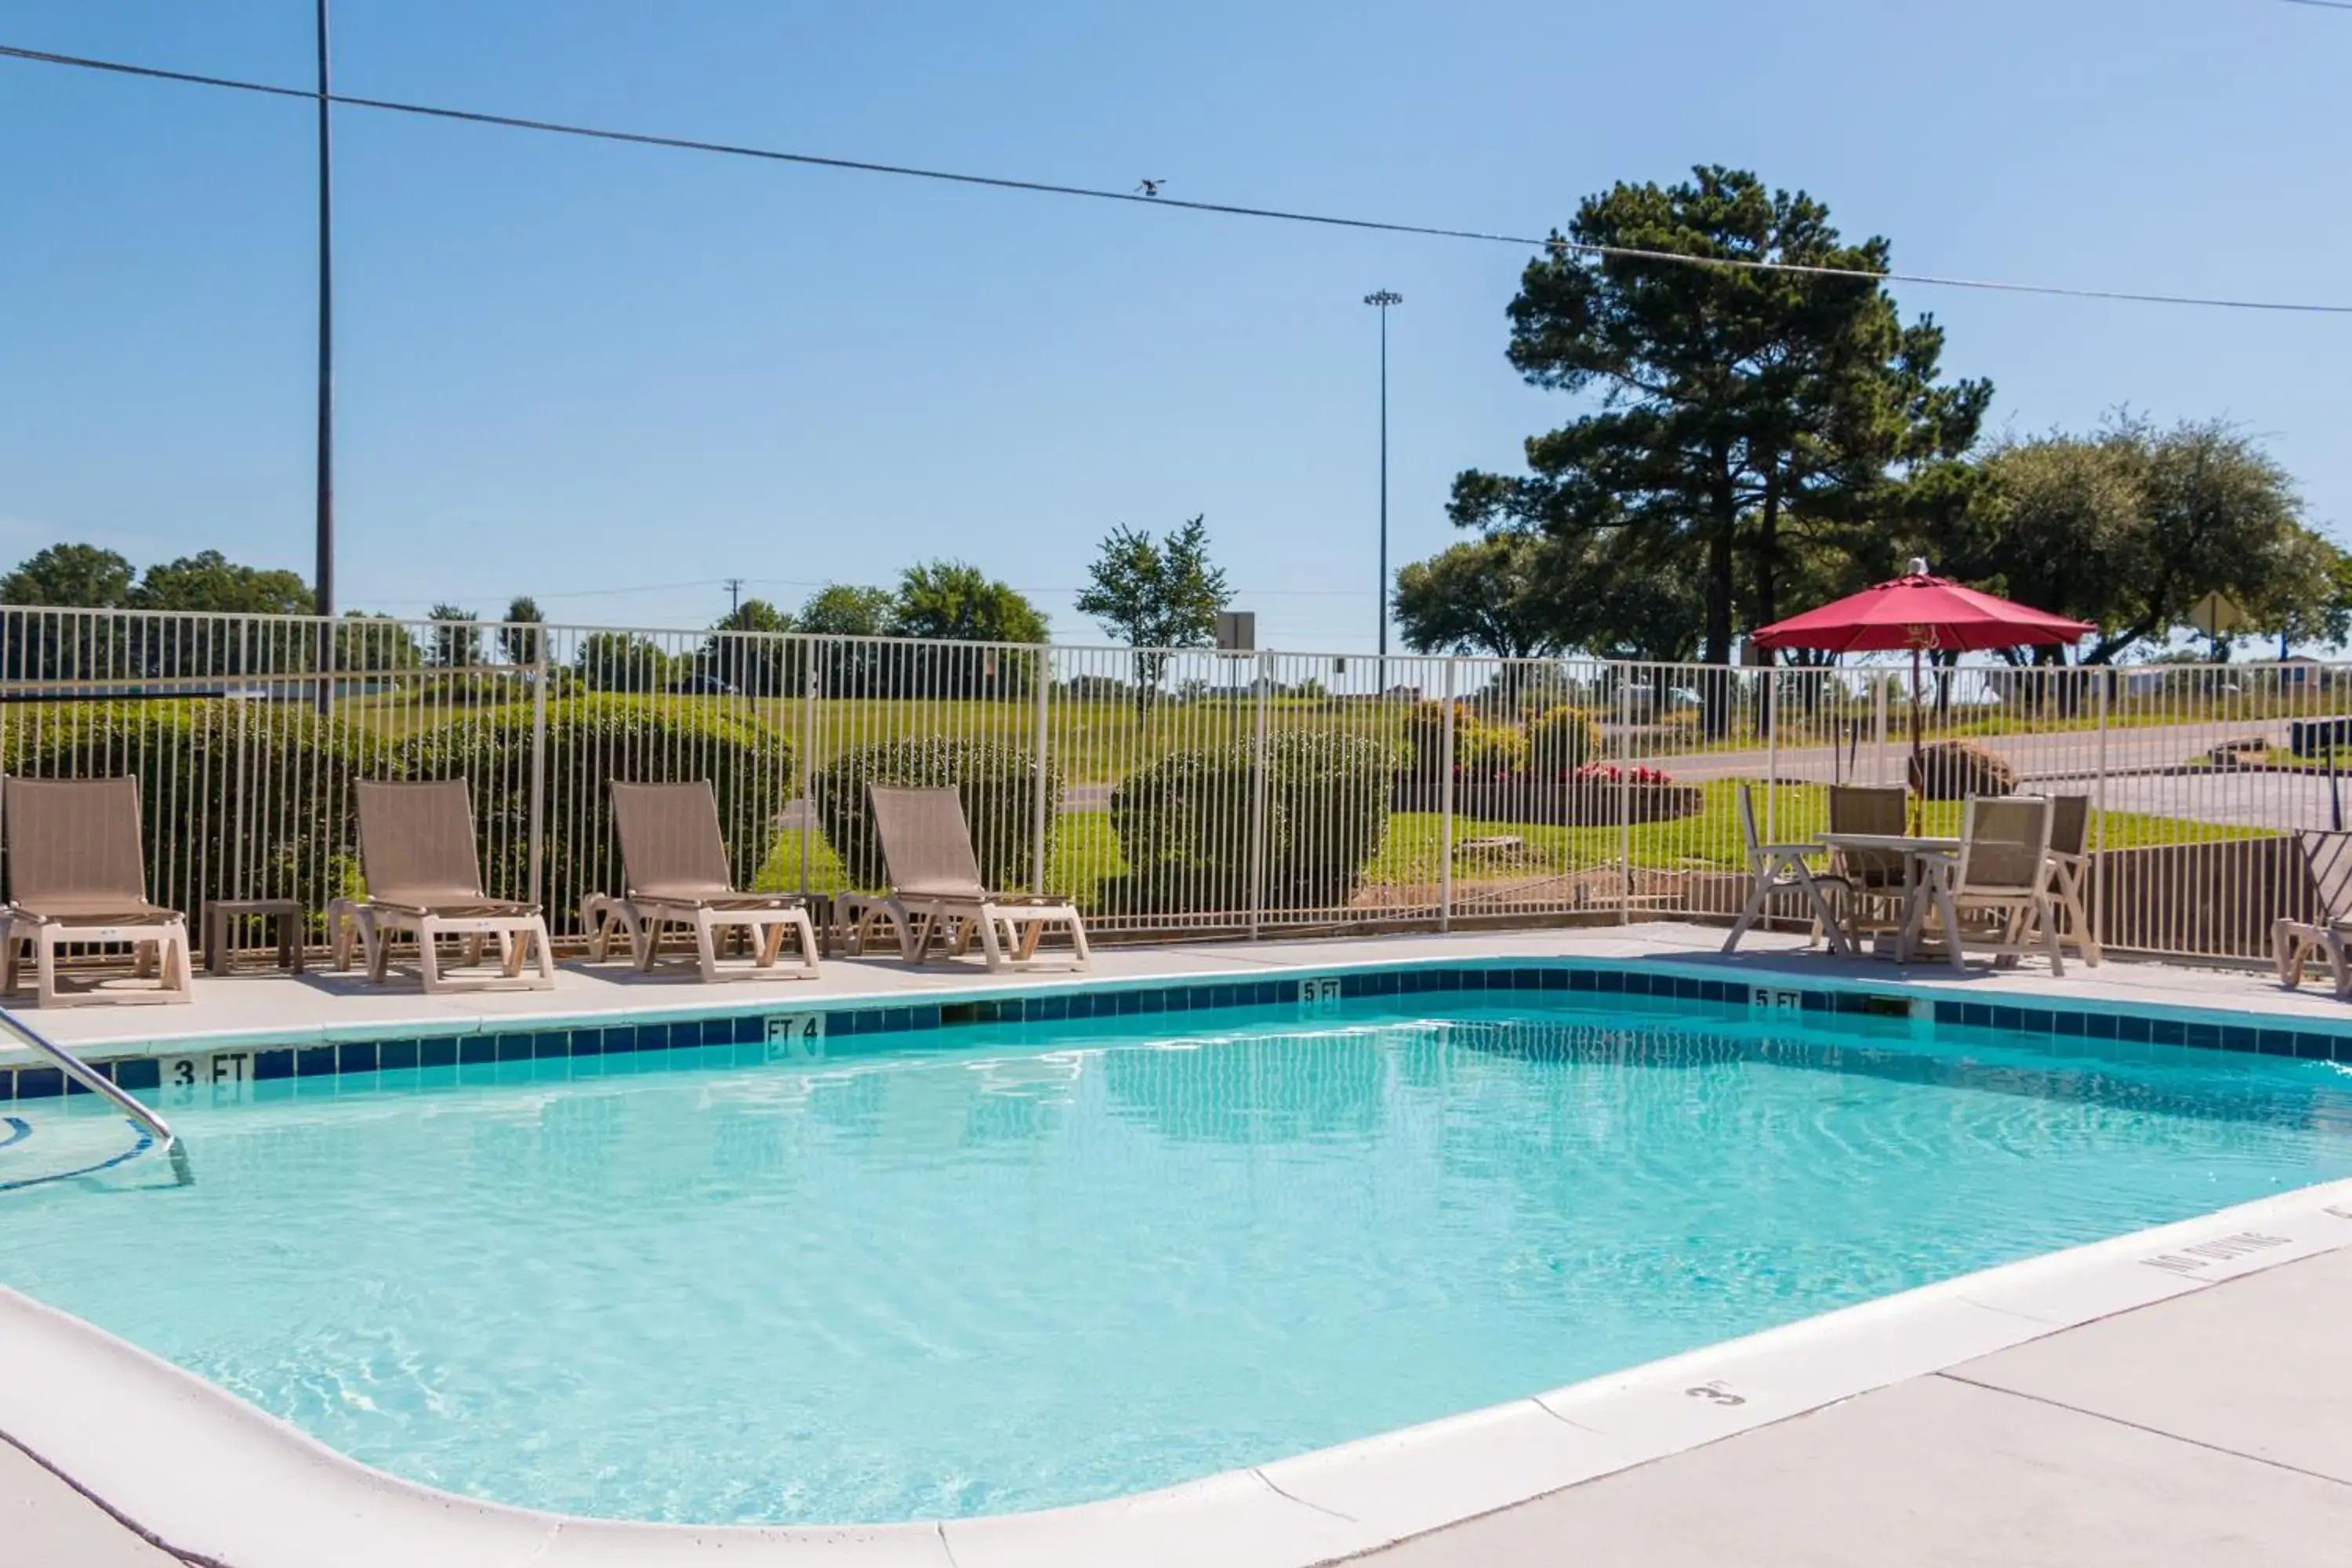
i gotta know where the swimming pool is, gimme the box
[8,976,2352,1526]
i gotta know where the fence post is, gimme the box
[1248,651,1270,941]
[1763,666,1779,845]
[1617,672,1635,924]
[527,637,549,912]
[1871,671,1890,786]
[1030,644,1051,895]
[2092,666,2109,952]
[799,640,821,896]
[1438,659,1456,931]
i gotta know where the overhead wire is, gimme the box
[4,39,2350,315]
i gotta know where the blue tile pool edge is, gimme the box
[5,956,2351,1103]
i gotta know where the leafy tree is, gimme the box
[1950,416,2330,665]
[0,543,140,680]
[0,543,136,608]
[499,595,543,666]
[702,597,795,695]
[426,604,483,669]
[789,584,896,695]
[889,560,1050,644]
[1450,166,1989,728]
[1075,516,1231,705]
[794,584,896,636]
[336,612,423,674]
[886,561,1047,698]
[130,550,314,615]
[575,631,670,692]
[1393,535,1563,659]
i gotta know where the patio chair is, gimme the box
[848,785,1091,971]
[0,777,193,1007]
[583,781,819,983]
[1722,782,1850,955]
[1899,795,2063,976]
[2273,829,2352,996]
[2041,793,2101,967]
[1825,785,1910,945]
[343,779,555,993]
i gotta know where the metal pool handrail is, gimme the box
[0,1004,175,1148]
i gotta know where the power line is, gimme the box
[2272,1,2352,12]
[5,39,2350,316]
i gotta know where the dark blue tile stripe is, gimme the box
[6,966,2351,1102]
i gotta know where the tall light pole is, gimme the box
[1363,290,1401,687]
[313,0,336,682]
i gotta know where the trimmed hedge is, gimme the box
[1,700,385,927]
[0,695,798,939]
[1908,739,2020,801]
[398,695,797,930]
[808,735,1058,892]
[1107,731,1392,915]
[1524,706,1601,773]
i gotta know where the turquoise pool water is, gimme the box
[8,992,2352,1525]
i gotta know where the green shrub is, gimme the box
[1108,731,1392,915]
[808,735,1059,892]
[1,699,383,927]
[1525,706,1600,775]
[400,695,796,928]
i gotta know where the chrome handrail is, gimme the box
[0,1004,176,1148]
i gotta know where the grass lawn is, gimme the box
[757,778,2263,912]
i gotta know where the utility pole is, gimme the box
[1363,290,1402,689]
[724,578,745,617]
[312,0,336,692]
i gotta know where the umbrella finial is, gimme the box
[1908,557,1930,578]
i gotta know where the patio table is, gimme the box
[1817,833,1961,956]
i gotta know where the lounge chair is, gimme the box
[1825,784,1909,946]
[583,781,820,983]
[848,785,1090,971]
[2274,829,2352,996]
[0,777,193,1007]
[1899,795,2063,975]
[1721,782,1850,955]
[343,779,554,993]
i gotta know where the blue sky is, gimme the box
[2,0,2347,650]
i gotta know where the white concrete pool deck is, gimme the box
[7,920,2350,1064]
[8,925,2352,1566]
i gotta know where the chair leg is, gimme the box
[35,928,60,1007]
[1723,858,1777,954]
[1937,887,1967,972]
[1067,911,1091,970]
[975,906,1009,971]
[165,923,194,1000]
[2034,891,2065,978]
[417,921,446,994]
[694,913,720,983]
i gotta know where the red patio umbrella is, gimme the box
[1751,560,2094,820]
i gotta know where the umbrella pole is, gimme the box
[1909,645,1925,833]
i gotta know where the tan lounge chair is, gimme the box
[2042,793,2100,967]
[848,785,1090,971]
[583,781,819,983]
[0,777,193,1007]
[1721,783,1850,954]
[1899,795,2063,975]
[343,779,554,993]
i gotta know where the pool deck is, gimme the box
[1354,1243,2352,1566]
[8,924,2352,1566]
[8,920,2350,1065]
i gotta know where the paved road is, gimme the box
[775,718,2339,833]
